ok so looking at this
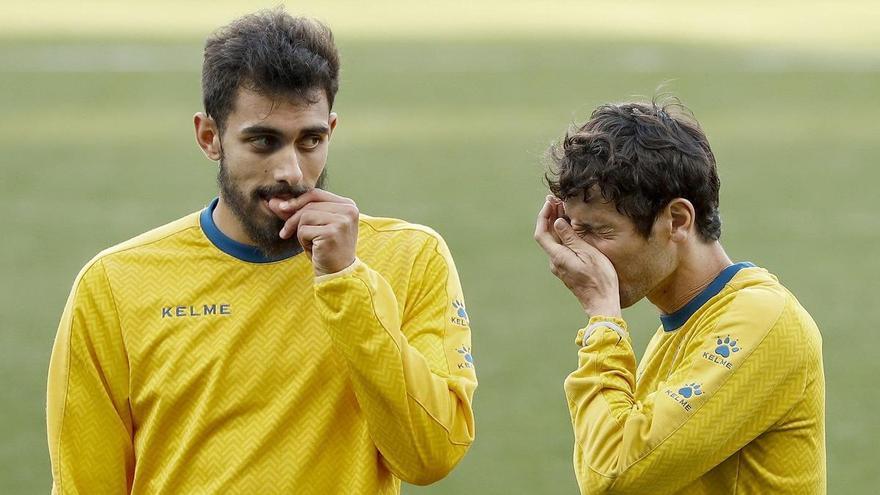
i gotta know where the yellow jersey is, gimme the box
[564,263,824,494]
[47,198,477,494]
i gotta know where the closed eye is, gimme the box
[575,226,614,239]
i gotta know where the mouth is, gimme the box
[258,191,293,202]
[258,192,295,219]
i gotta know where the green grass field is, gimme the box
[2,3,879,493]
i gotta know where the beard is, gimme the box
[615,237,675,309]
[217,160,327,258]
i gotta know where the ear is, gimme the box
[194,112,223,161]
[667,198,696,243]
[328,112,339,139]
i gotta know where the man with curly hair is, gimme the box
[535,100,824,494]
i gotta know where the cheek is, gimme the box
[301,150,328,175]
[594,243,639,279]
[229,153,272,181]
[589,238,621,262]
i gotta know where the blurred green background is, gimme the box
[2,1,878,493]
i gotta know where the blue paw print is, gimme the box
[678,383,703,399]
[453,300,468,319]
[714,336,740,358]
[457,346,474,363]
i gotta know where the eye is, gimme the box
[249,135,279,151]
[300,135,324,150]
[575,226,613,240]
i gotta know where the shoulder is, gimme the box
[96,211,202,261]
[701,267,818,356]
[359,214,445,242]
[72,211,202,287]
[355,215,463,289]
[358,214,451,257]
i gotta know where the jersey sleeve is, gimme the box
[564,287,810,494]
[313,234,476,485]
[47,259,135,494]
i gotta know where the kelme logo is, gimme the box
[665,381,703,412]
[451,299,469,326]
[161,303,231,318]
[456,345,474,369]
[702,335,741,370]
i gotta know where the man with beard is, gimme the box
[534,101,824,494]
[47,9,476,494]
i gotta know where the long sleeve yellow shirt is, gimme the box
[47,199,477,494]
[564,263,824,494]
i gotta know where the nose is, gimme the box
[273,150,303,186]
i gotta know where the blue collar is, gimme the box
[659,262,755,332]
[199,198,302,263]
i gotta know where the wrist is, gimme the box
[576,315,628,347]
[573,289,620,318]
[313,257,360,281]
[314,257,357,277]
[582,302,621,319]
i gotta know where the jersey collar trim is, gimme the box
[659,261,756,332]
[199,198,302,264]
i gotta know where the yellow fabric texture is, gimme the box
[47,209,477,494]
[564,267,825,494]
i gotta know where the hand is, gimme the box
[268,189,359,277]
[533,196,622,317]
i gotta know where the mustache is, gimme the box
[254,183,311,201]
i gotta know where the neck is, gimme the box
[647,241,733,315]
[212,196,257,246]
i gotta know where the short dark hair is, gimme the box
[202,8,340,132]
[546,99,722,241]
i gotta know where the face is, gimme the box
[207,88,337,256]
[563,194,676,308]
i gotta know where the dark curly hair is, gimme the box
[546,99,721,241]
[202,7,340,132]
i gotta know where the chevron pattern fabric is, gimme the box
[47,207,476,494]
[564,267,825,494]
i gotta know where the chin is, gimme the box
[618,288,645,309]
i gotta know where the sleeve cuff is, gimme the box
[575,316,629,347]
[314,258,364,285]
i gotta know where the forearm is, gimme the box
[314,259,475,483]
[564,303,806,494]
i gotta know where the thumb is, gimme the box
[554,218,578,246]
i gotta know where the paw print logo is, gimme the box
[452,300,468,319]
[678,383,703,399]
[457,346,474,366]
[714,336,740,358]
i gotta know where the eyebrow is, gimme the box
[240,125,283,136]
[573,222,611,231]
[239,124,331,136]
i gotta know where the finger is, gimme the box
[535,198,560,233]
[554,218,608,265]
[280,209,332,240]
[534,199,555,243]
[267,197,294,220]
[534,200,566,255]
[553,217,582,247]
[295,201,358,218]
[295,224,319,254]
[279,188,355,212]
[550,201,565,244]
[280,210,348,239]
[279,203,358,239]
[295,223,339,252]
